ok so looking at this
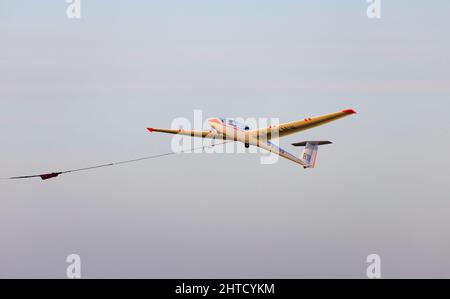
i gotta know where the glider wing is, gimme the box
[251,109,356,140]
[147,128,217,138]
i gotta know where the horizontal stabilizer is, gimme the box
[292,141,332,147]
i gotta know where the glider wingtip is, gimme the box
[342,109,357,115]
[147,128,154,133]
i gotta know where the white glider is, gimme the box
[147,109,357,168]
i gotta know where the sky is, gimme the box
[1,0,450,278]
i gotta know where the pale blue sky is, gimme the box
[1,1,450,278]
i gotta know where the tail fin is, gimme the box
[292,141,332,168]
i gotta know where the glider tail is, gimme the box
[292,141,332,168]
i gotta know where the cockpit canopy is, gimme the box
[219,118,250,130]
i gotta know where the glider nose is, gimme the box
[208,118,222,128]
[208,118,221,125]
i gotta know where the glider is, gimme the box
[148,109,357,169]
[3,109,356,181]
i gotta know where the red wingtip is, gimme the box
[342,109,357,115]
[147,128,154,133]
